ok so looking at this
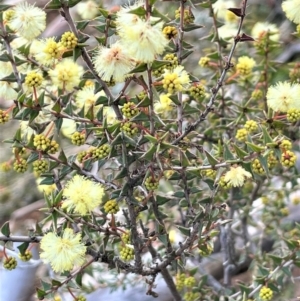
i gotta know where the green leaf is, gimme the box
[95,95,108,106]
[58,150,68,164]
[17,43,31,57]
[36,288,47,299]
[261,126,273,144]
[223,143,235,160]
[156,194,171,205]
[0,72,19,83]
[54,190,64,206]
[51,100,61,113]
[157,234,168,246]
[180,49,193,61]
[39,177,55,185]
[68,0,82,7]
[130,111,149,121]
[204,150,219,166]
[114,167,128,180]
[151,7,170,22]
[129,63,147,74]
[0,52,10,62]
[99,8,109,18]
[136,95,151,107]
[180,150,190,167]
[173,191,185,198]
[183,23,203,32]
[18,242,31,255]
[26,152,39,164]
[140,144,157,161]
[1,221,10,237]
[151,60,171,70]
[232,143,248,159]
[76,20,89,30]
[44,0,62,9]
[144,135,158,144]
[75,273,83,287]
[128,6,147,16]
[0,5,12,12]
[246,142,265,153]
[177,226,191,236]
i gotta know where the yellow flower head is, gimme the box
[162,65,190,94]
[62,175,105,215]
[212,0,237,23]
[8,2,46,40]
[118,18,168,63]
[251,22,279,42]
[34,37,64,66]
[236,56,256,76]
[75,85,104,112]
[154,94,173,114]
[282,0,300,24]
[77,0,99,20]
[48,59,84,92]
[224,166,252,187]
[116,0,146,28]
[266,81,300,112]
[40,228,86,273]
[93,42,135,82]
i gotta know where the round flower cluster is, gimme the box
[122,231,131,244]
[244,120,258,132]
[184,276,196,288]
[33,134,59,154]
[3,256,17,270]
[266,81,300,113]
[60,31,78,49]
[252,159,265,175]
[0,110,9,124]
[25,72,43,88]
[175,8,194,24]
[259,286,273,301]
[281,150,297,167]
[153,53,179,77]
[145,176,159,191]
[120,121,138,136]
[235,128,248,142]
[120,245,134,261]
[251,89,263,100]
[175,273,186,291]
[33,159,49,175]
[163,26,178,39]
[198,56,210,67]
[189,83,206,100]
[202,169,217,178]
[236,56,256,76]
[162,66,190,94]
[279,139,292,151]
[77,150,89,163]
[71,131,85,146]
[183,292,200,301]
[19,250,32,262]
[219,176,232,190]
[122,102,139,118]
[92,144,111,159]
[267,152,278,169]
[13,158,28,173]
[287,108,300,122]
[104,199,119,214]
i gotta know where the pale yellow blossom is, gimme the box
[40,228,86,273]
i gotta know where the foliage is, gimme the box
[0,0,300,300]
